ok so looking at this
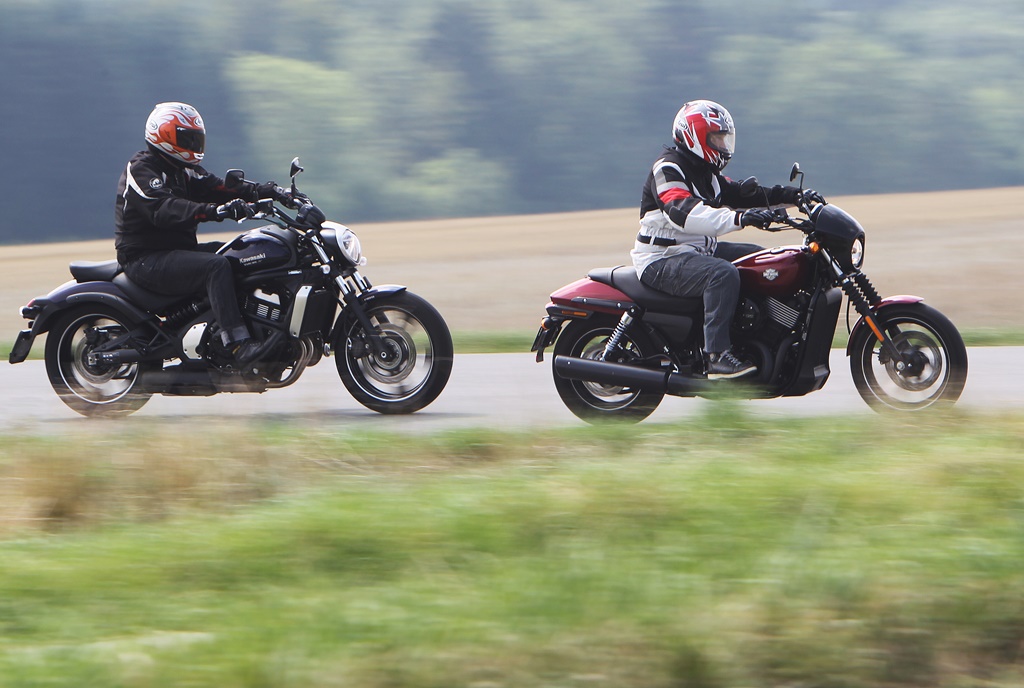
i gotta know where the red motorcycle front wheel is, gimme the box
[849,303,968,412]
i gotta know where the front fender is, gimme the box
[356,284,408,304]
[329,284,408,345]
[845,295,924,356]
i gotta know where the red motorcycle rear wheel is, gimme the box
[552,315,664,424]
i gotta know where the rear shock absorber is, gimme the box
[163,300,203,329]
[601,307,638,361]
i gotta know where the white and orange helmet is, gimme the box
[144,102,206,165]
[672,100,736,171]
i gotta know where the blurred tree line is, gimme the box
[1,0,1022,244]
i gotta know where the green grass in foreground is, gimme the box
[2,411,1024,686]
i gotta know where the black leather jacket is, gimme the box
[114,146,254,264]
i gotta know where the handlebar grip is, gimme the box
[296,202,327,227]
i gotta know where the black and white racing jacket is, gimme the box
[630,146,796,277]
[115,146,252,265]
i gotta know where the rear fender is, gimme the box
[39,281,154,329]
[550,277,633,316]
[9,281,156,364]
[532,278,635,362]
[845,295,924,356]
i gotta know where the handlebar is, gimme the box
[762,193,824,234]
[246,196,326,235]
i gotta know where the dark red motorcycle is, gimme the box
[531,164,968,423]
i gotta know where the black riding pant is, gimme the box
[121,242,250,346]
[640,241,762,354]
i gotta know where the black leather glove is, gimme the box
[799,188,825,205]
[780,185,825,205]
[739,208,774,230]
[255,181,292,202]
[297,203,326,227]
[780,185,803,205]
[216,198,254,221]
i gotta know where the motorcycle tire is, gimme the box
[552,315,664,424]
[849,302,968,412]
[44,304,157,418]
[336,292,453,414]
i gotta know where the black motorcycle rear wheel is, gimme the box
[336,292,453,414]
[44,305,157,418]
[552,315,664,424]
[849,303,968,412]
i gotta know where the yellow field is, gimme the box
[2,187,1022,344]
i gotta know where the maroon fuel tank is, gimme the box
[736,246,811,299]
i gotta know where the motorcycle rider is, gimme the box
[115,102,284,366]
[631,99,818,379]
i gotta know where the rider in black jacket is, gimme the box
[115,102,282,366]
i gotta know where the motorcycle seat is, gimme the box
[588,266,704,315]
[70,259,121,283]
[111,273,189,312]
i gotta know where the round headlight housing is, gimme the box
[338,228,364,266]
[321,221,366,266]
[851,236,865,269]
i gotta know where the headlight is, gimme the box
[338,228,365,266]
[851,236,865,269]
[321,221,367,266]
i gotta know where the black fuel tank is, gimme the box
[218,226,297,273]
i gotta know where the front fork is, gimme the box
[331,268,403,361]
[839,271,912,371]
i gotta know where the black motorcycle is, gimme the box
[532,164,968,423]
[9,159,453,418]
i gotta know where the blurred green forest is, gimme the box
[1,0,1022,243]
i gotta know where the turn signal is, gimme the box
[808,241,821,254]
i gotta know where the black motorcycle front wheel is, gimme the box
[552,315,664,424]
[44,305,157,418]
[336,292,453,414]
[849,303,968,412]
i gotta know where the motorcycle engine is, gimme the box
[735,293,808,334]
[734,298,764,332]
[243,288,288,324]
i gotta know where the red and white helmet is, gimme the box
[144,102,206,165]
[672,100,736,171]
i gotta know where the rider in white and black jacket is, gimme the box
[114,102,282,365]
[631,100,817,379]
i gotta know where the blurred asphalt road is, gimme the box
[1,349,1020,434]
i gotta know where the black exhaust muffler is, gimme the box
[552,355,711,396]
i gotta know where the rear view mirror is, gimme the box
[738,176,759,196]
[789,162,804,187]
[225,169,245,190]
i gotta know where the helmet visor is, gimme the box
[706,130,735,156]
[176,127,206,154]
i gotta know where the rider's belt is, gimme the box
[637,233,677,247]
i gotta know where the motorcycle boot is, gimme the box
[706,350,757,380]
[232,336,276,367]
